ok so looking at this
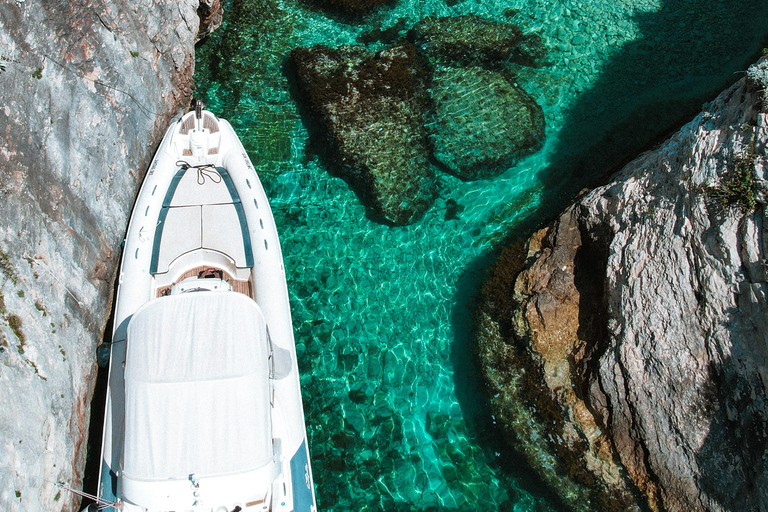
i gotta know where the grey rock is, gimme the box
[478,58,768,511]
[0,1,217,510]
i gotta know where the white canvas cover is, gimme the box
[123,292,272,481]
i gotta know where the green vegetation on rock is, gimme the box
[0,249,19,286]
[8,314,24,353]
[705,146,758,213]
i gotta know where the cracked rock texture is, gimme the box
[0,1,220,510]
[478,61,768,511]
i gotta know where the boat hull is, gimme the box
[95,109,316,512]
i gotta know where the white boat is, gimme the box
[92,105,317,512]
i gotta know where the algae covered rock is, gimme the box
[477,61,768,512]
[289,14,548,223]
[412,15,547,180]
[410,14,547,69]
[290,43,436,225]
[427,67,545,180]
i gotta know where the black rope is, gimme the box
[176,160,222,185]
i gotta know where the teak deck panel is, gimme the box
[156,265,252,298]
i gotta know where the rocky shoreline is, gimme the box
[477,60,768,511]
[0,2,219,510]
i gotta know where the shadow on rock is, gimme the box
[695,316,768,510]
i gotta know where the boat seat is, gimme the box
[154,204,248,273]
[169,165,231,206]
[151,166,253,274]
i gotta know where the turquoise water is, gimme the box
[195,1,768,510]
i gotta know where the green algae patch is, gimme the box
[8,314,25,353]
[0,249,19,286]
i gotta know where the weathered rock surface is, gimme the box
[291,43,436,225]
[0,1,218,510]
[197,0,224,41]
[478,61,768,511]
[427,66,545,180]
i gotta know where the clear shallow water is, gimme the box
[195,1,768,510]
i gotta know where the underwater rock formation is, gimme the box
[409,15,548,69]
[427,66,545,180]
[0,1,216,510]
[477,60,768,512]
[291,15,546,221]
[412,15,546,180]
[307,0,391,17]
[290,43,436,225]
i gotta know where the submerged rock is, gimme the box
[307,0,391,17]
[410,15,548,69]
[477,61,768,511]
[290,43,436,225]
[412,15,547,180]
[0,1,215,510]
[290,15,548,221]
[427,67,545,180]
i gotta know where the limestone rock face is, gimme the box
[0,1,215,510]
[478,62,768,511]
[291,43,436,225]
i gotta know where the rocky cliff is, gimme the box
[0,1,220,510]
[478,60,768,511]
